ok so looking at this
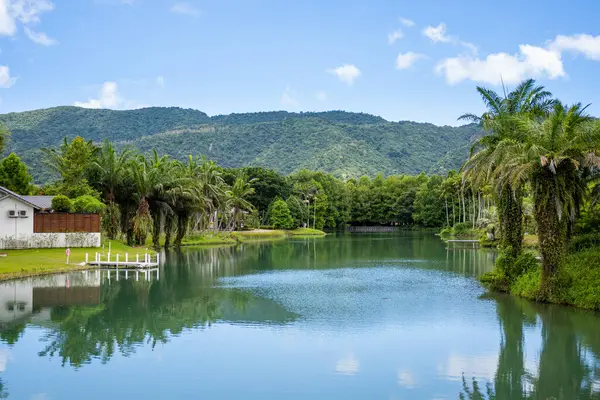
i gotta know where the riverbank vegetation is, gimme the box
[1,135,469,251]
[461,79,600,310]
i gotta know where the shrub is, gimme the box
[559,248,600,310]
[510,267,541,300]
[568,233,600,253]
[51,195,72,212]
[452,222,472,236]
[72,195,106,213]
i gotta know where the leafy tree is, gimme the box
[268,199,294,229]
[286,195,308,228]
[52,195,73,212]
[413,176,446,227]
[42,136,98,198]
[0,153,32,194]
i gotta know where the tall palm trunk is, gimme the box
[532,173,565,299]
[497,187,524,258]
[175,211,190,246]
[164,212,175,248]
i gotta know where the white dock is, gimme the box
[446,240,480,243]
[85,252,160,269]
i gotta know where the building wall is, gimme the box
[0,232,101,249]
[0,197,34,238]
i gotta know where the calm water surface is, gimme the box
[0,233,599,399]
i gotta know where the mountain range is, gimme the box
[0,106,480,182]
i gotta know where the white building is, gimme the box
[0,186,101,249]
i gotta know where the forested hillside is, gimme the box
[0,106,479,182]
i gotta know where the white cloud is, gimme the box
[327,64,361,86]
[0,0,56,46]
[74,81,144,109]
[399,17,414,27]
[280,85,298,108]
[156,75,165,88]
[387,29,403,45]
[396,51,425,69]
[423,22,477,54]
[550,34,600,60]
[0,0,16,35]
[24,26,56,45]
[10,0,54,24]
[0,65,16,88]
[170,2,200,17]
[316,90,327,102]
[397,369,417,388]
[423,23,451,43]
[0,348,10,372]
[335,353,359,376]
[436,44,564,85]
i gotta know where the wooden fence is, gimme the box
[33,213,100,233]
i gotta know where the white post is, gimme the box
[136,254,139,263]
[85,253,89,264]
[107,270,111,280]
[157,253,160,265]
[116,269,119,281]
[116,254,119,267]
[125,253,128,263]
[125,270,128,279]
[108,253,111,263]
[96,252,99,262]
[136,271,139,281]
[156,268,160,280]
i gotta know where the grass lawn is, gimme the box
[232,228,326,242]
[0,240,155,281]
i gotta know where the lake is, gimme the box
[0,233,599,399]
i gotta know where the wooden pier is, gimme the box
[85,252,160,269]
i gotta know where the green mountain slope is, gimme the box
[0,106,479,182]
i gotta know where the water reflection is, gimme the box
[0,234,598,399]
[461,293,600,399]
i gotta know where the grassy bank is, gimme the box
[0,241,155,281]
[481,243,600,311]
[232,228,326,242]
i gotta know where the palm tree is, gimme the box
[228,173,256,231]
[89,140,132,239]
[461,79,555,260]
[496,102,600,297]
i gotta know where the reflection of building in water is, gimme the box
[0,272,101,328]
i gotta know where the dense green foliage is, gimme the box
[0,153,32,194]
[51,195,72,212]
[268,199,294,229]
[464,79,600,305]
[0,107,480,183]
[72,195,106,213]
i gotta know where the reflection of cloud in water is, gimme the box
[440,354,497,382]
[593,380,600,392]
[0,348,10,372]
[30,394,47,400]
[397,369,417,388]
[335,353,359,376]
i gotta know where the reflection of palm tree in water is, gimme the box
[459,295,600,400]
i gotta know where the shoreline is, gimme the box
[0,229,326,281]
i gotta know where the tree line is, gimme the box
[0,132,482,245]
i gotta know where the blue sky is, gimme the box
[0,0,599,125]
